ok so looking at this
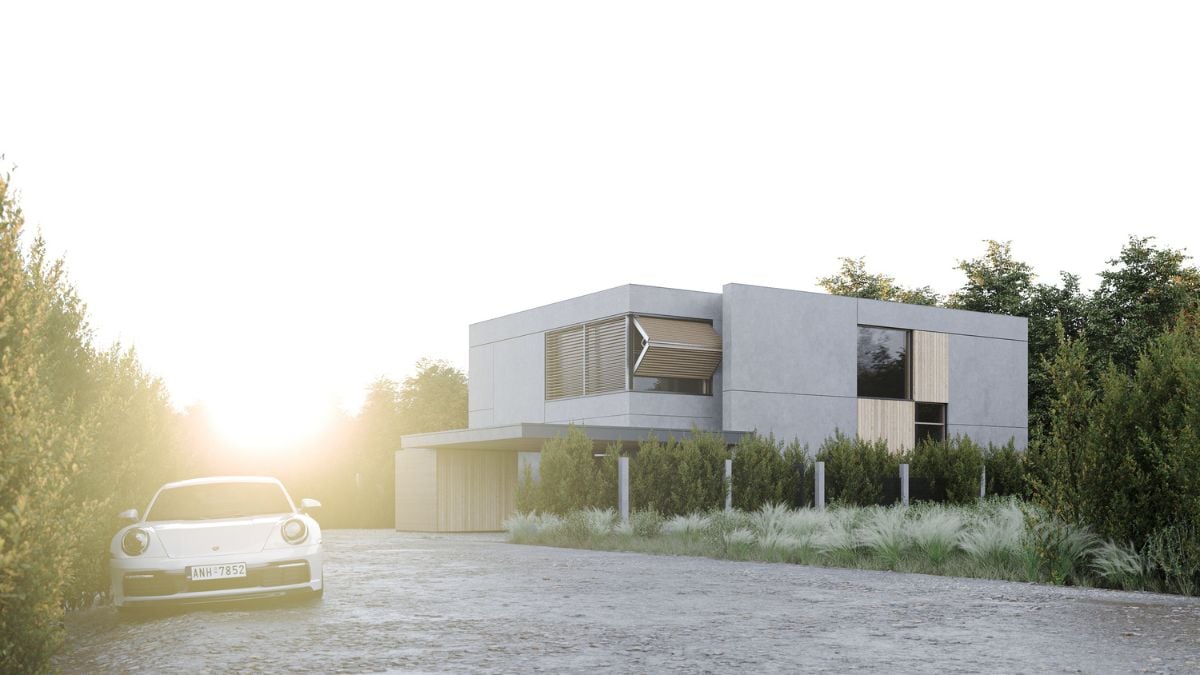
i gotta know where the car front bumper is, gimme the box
[111,544,323,607]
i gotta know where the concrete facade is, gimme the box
[398,282,1028,531]
[467,285,724,432]
[464,282,1027,451]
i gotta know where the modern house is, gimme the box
[397,283,1028,531]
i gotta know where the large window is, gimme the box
[857,326,910,399]
[545,314,720,400]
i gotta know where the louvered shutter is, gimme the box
[584,317,626,395]
[632,316,722,379]
[545,326,584,399]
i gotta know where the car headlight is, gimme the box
[122,528,150,556]
[282,518,308,544]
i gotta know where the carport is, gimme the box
[395,424,744,532]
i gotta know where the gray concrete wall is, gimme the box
[947,333,1028,448]
[722,283,1028,451]
[469,284,723,430]
[722,284,859,449]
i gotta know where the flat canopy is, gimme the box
[400,423,746,453]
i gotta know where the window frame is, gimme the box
[856,324,912,401]
[544,313,717,401]
[914,402,947,444]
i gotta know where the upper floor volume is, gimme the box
[467,283,1028,452]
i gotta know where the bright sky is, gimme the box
[2,2,1198,446]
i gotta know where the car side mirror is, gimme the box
[118,508,139,522]
[300,498,321,512]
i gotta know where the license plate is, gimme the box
[189,563,247,581]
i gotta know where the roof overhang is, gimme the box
[400,423,747,453]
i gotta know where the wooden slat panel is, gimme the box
[636,345,723,379]
[545,326,584,399]
[913,330,949,403]
[436,450,519,531]
[394,448,438,531]
[636,316,722,349]
[857,398,915,453]
[585,317,626,394]
[633,316,723,379]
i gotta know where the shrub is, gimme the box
[503,512,541,542]
[958,499,1028,575]
[731,433,788,511]
[984,441,1027,498]
[662,513,711,537]
[816,433,898,506]
[780,440,812,509]
[1144,523,1200,596]
[908,504,963,568]
[1024,506,1102,586]
[631,429,730,516]
[1090,540,1146,591]
[532,427,620,515]
[731,434,812,511]
[909,435,985,504]
[629,509,664,538]
[857,506,910,569]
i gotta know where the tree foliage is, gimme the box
[1086,236,1200,374]
[1027,311,1200,592]
[817,257,941,305]
[1,174,184,669]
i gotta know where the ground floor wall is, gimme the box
[394,448,518,532]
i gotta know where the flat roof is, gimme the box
[400,423,747,452]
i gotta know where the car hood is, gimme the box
[150,516,285,558]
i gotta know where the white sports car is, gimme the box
[110,476,324,609]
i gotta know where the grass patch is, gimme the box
[506,498,1166,591]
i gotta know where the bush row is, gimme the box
[517,426,1028,517]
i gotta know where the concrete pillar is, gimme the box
[900,463,910,507]
[815,461,826,511]
[724,458,733,513]
[980,465,987,500]
[618,457,630,524]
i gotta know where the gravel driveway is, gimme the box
[56,529,1200,673]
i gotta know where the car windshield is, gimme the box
[146,482,293,521]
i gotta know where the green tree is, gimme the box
[345,359,468,527]
[817,257,941,305]
[1,171,189,669]
[349,378,405,527]
[0,174,89,669]
[1025,322,1097,525]
[398,358,468,434]
[1086,236,1200,374]
[1086,310,1200,547]
[948,240,1036,316]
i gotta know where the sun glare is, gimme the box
[209,392,335,454]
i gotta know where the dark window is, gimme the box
[857,326,910,399]
[915,402,947,444]
[632,376,710,395]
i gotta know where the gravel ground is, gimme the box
[56,529,1200,673]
